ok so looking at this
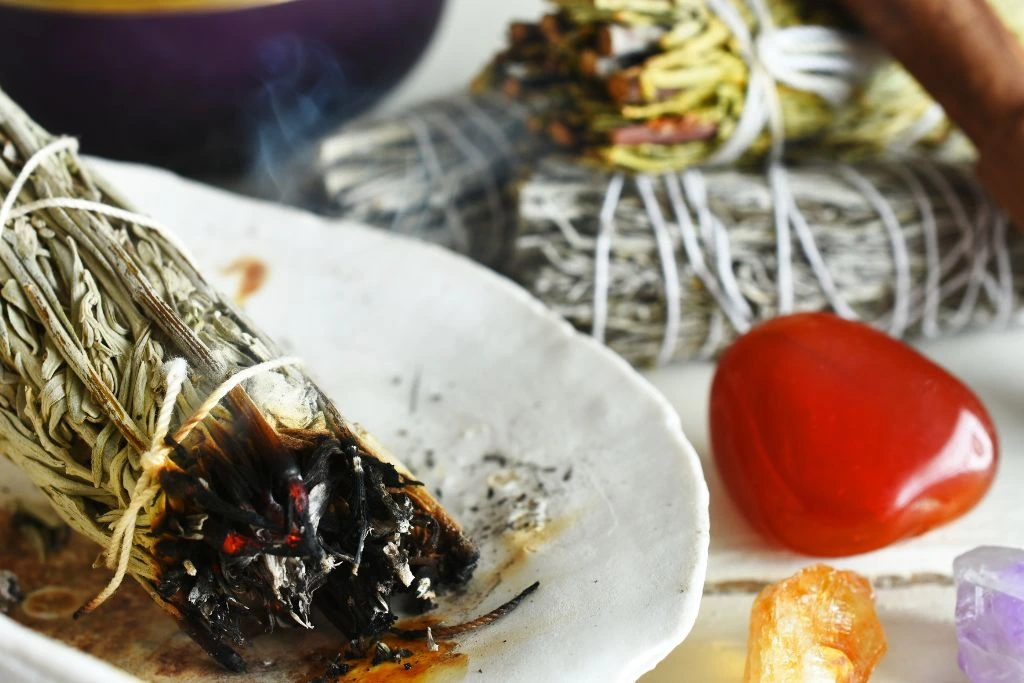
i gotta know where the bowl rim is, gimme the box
[0,0,301,15]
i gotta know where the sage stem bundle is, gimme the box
[0,87,476,671]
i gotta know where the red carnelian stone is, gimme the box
[710,313,998,557]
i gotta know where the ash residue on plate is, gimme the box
[303,633,466,683]
[22,585,82,620]
[461,452,571,543]
[0,506,193,677]
[390,435,570,545]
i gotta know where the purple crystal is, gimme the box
[955,546,1024,682]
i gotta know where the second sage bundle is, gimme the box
[298,91,552,266]
[513,157,1022,365]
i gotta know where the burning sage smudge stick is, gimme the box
[0,87,479,672]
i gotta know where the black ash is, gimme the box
[139,396,477,672]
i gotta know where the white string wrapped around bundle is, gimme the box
[510,0,1019,366]
[302,91,551,266]
[513,156,1019,366]
[278,0,1021,371]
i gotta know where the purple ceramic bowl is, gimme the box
[0,0,445,173]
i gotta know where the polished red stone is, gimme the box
[710,313,998,557]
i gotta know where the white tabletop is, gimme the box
[637,328,1024,682]
[378,0,545,113]
[375,3,1019,679]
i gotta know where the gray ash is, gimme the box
[462,451,567,542]
[482,452,508,467]
[483,452,558,475]
[0,570,23,614]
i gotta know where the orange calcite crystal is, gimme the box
[744,565,886,682]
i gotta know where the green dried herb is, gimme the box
[477,0,1023,172]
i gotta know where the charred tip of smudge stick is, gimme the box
[71,600,95,620]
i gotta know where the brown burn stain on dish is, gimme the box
[0,508,469,682]
[222,255,269,305]
[504,512,575,555]
[473,513,576,601]
[300,637,466,683]
[154,644,200,678]
[20,585,82,620]
[0,509,202,677]
[353,641,466,683]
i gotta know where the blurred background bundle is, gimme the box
[3,0,1022,367]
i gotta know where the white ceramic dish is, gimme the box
[0,159,709,682]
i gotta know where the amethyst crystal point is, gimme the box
[955,546,1024,682]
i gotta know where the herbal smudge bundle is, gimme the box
[477,0,1023,172]
[301,91,553,267]
[514,157,1023,365]
[476,0,873,172]
[0,87,482,672]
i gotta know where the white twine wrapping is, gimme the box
[406,115,472,253]
[0,138,203,274]
[839,164,913,336]
[82,354,301,614]
[0,138,304,612]
[403,95,523,255]
[704,0,870,165]
[888,103,948,154]
[519,157,1019,365]
[592,172,625,344]
[636,175,682,364]
[315,92,533,265]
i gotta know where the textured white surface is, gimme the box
[645,585,961,683]
[645,331,1024,583]
[0,615,138,683]
[641,331,1024,680]
[0,159,709,682]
